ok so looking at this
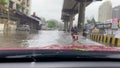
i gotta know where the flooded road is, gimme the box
[28,30,74,47]
[0,30,102,48]
[0,30,72,48]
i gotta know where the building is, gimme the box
[112,5,120,19]
[0,0,39,31]
[0,0,31,15]
[98,0,112,22]
[31,12,42,30]
[8,0,31,15]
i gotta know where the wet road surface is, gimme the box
[0,30,102,48]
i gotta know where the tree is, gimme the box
[0,0,7,6]
[91,18,96,23]
[17,4,23,12]
[21,2,25,12]
[87,19,92,24]
[87,18,96,24]
[0,0,7,9]
[47,20,58,28]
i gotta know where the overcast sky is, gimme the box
[85,0,120,21]
[31,0,63,22]
[31,0,120,22]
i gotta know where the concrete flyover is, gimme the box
[61,0,102,32]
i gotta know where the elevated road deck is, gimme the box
[61,0,102,32]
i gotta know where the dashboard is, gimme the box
[0,61,120,68]
[1,50,120,68]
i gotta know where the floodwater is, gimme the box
[0,30,102,48]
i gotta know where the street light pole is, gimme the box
[111,8,119,36]
[114,8,119,18]
[6,0,10,31]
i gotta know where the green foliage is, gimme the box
[87,19,92,24]
[19,4,23,9]
[47,20,58,28]
[91,18,96,23]
[17,3,24,11]
[21,2,24,8]
[0,0,7,6]
[87,18,96,24]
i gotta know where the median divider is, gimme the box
[107,36,111,46]
[100,35,103,43]
[89,34,120,47]
[117,39,120,47]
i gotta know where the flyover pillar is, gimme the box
[68,15,74,32]
[77,2,85,32]
[64,21,69,32]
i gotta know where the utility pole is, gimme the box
[6,0,10,31]
[68,15,74,32]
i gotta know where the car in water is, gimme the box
[16,25,30,31]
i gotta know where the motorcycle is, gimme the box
[73,34,78,41]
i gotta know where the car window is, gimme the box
[0,0,120,61]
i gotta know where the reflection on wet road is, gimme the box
[26,30,74,47]
[0,31,29,48]
[0,30,102,48]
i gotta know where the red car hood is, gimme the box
[0,45,120,52]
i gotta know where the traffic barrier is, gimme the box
[114,38,118,47]
[95,35,98,42]
[90,34,92,39]
[91,34,93,39]
[111,37,115,47]
[92,34,94,40]
[89,34,120,47]
[117,39,120,47]
[103,35,107,44]
[106,36,110,46]
[94,35,96,40]
[97,35,100,42]
[100,35,103,43]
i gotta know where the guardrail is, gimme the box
[89,34,120,47]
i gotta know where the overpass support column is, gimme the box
[77,2,85,32]
[64,21,69,32]
[68,15,74,32]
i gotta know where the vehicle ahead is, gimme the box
[16,25,30,31]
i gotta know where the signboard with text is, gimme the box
[97,23,112,29]
[112,18,119,29]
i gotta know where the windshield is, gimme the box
[0,0,120,60]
